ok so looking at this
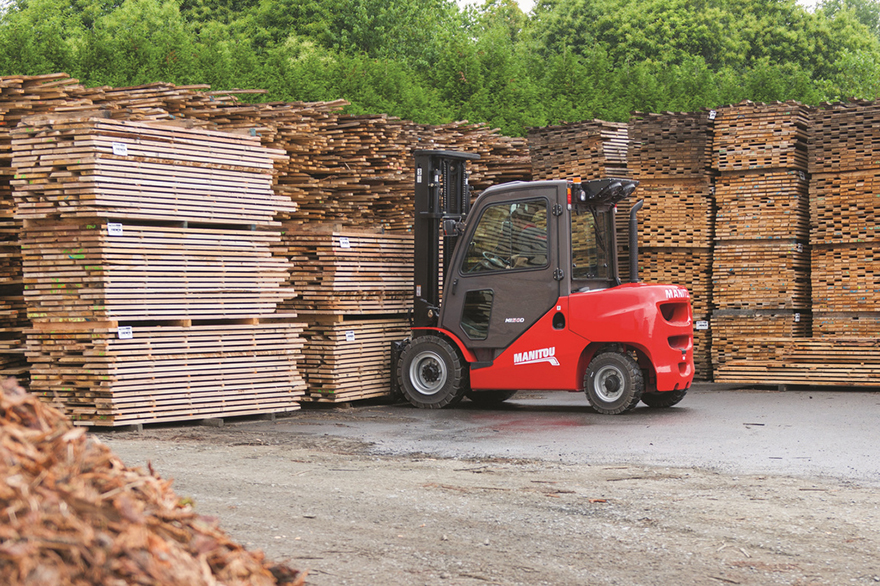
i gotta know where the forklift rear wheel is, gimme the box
[584,351,644,414]
[399,335,467,409]
[641,389,687,408]
[465,390,517,406]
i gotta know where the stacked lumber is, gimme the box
[711,310,811,368]
[0,377,304,585]
[272,116,529,233]
[809,101,880,337]
[284,228,413,402]
[410,120,532,197]
[710,102,812,379]
[0,74,94,377]
[0,76,340,382]
[628,111,715,179]
[28,323,305,426]
[629,111,716,378]
[812,313,880,337]
[714,338,880,387]
[714,171,810,241]
[272,118,529,404]
[712,240,812,310]
[300,317,410,402]
[712,101,810,171]
[282,229,413,316]
[527,120,628,181]
[634,179,714,247]
[11,117,306,426]
[11,117,291,223]
[20,221,292,322]
[276,113,407,231]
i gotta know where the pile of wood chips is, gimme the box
[0,377,304,585]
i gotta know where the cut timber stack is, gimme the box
[527,121,628,181]
[299,317,410,403]
[712,338,880,387]
[12,117,307,425]
[0,73,303,383]
[274,116,530,234]
[809,101,880,340]
[0,74,92,379]
[282,229,413,316]
[711,102,813,378]
[628,110,716,378]
[283,229,412,403]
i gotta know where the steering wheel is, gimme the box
[482,251,508,268]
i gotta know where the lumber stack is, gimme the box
[713,338,880,387]
[0,74,284,380]
[629,111,716,378]
[282,229,413,316]
[711,310,811,368]
[527,120,628,181]
[283,228,413,402]
[0,74,94,377]
[299,316,410,403]
[711,102,812,376]
[809,101,880,338]
[272,115,530,233]
[11,117,306,426]
[275,119,529,404]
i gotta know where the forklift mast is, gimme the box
[412,150,481,328]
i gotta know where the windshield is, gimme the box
[571,208,614,281]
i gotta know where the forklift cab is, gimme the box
[440,179,627,360]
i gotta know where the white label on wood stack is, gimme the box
[107,223,124,236]
[340,237,351,248]
[112,142,129,156]
[345,330,356,342]
[695,321,709,331]
[117,326,134,339]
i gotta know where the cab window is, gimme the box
[571,208,613,280]
[461,199,548,274]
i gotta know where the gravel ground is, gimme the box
[100,416,880,586]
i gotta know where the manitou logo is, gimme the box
[665,288,689,299]
[513,347,560,367]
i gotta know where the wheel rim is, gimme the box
[409,350,448,396]
[593,365,625,403]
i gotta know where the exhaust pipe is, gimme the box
[629,200,644,283]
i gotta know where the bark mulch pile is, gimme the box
[0,377,305,585]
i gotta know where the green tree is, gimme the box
[76,0,201,87]
[818,0,880,37]
[0,0,81,75]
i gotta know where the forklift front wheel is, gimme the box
[399,335,467,409]
[584,351,644,415]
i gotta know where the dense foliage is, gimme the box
[1,0,880,135]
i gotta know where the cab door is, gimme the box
[439,183,564,359]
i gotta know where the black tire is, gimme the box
[465,390,517,406]
[641,389,687,408]
[398,335,467,409]
[584,351,644,414]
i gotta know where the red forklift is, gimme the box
[393,150,694,414]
